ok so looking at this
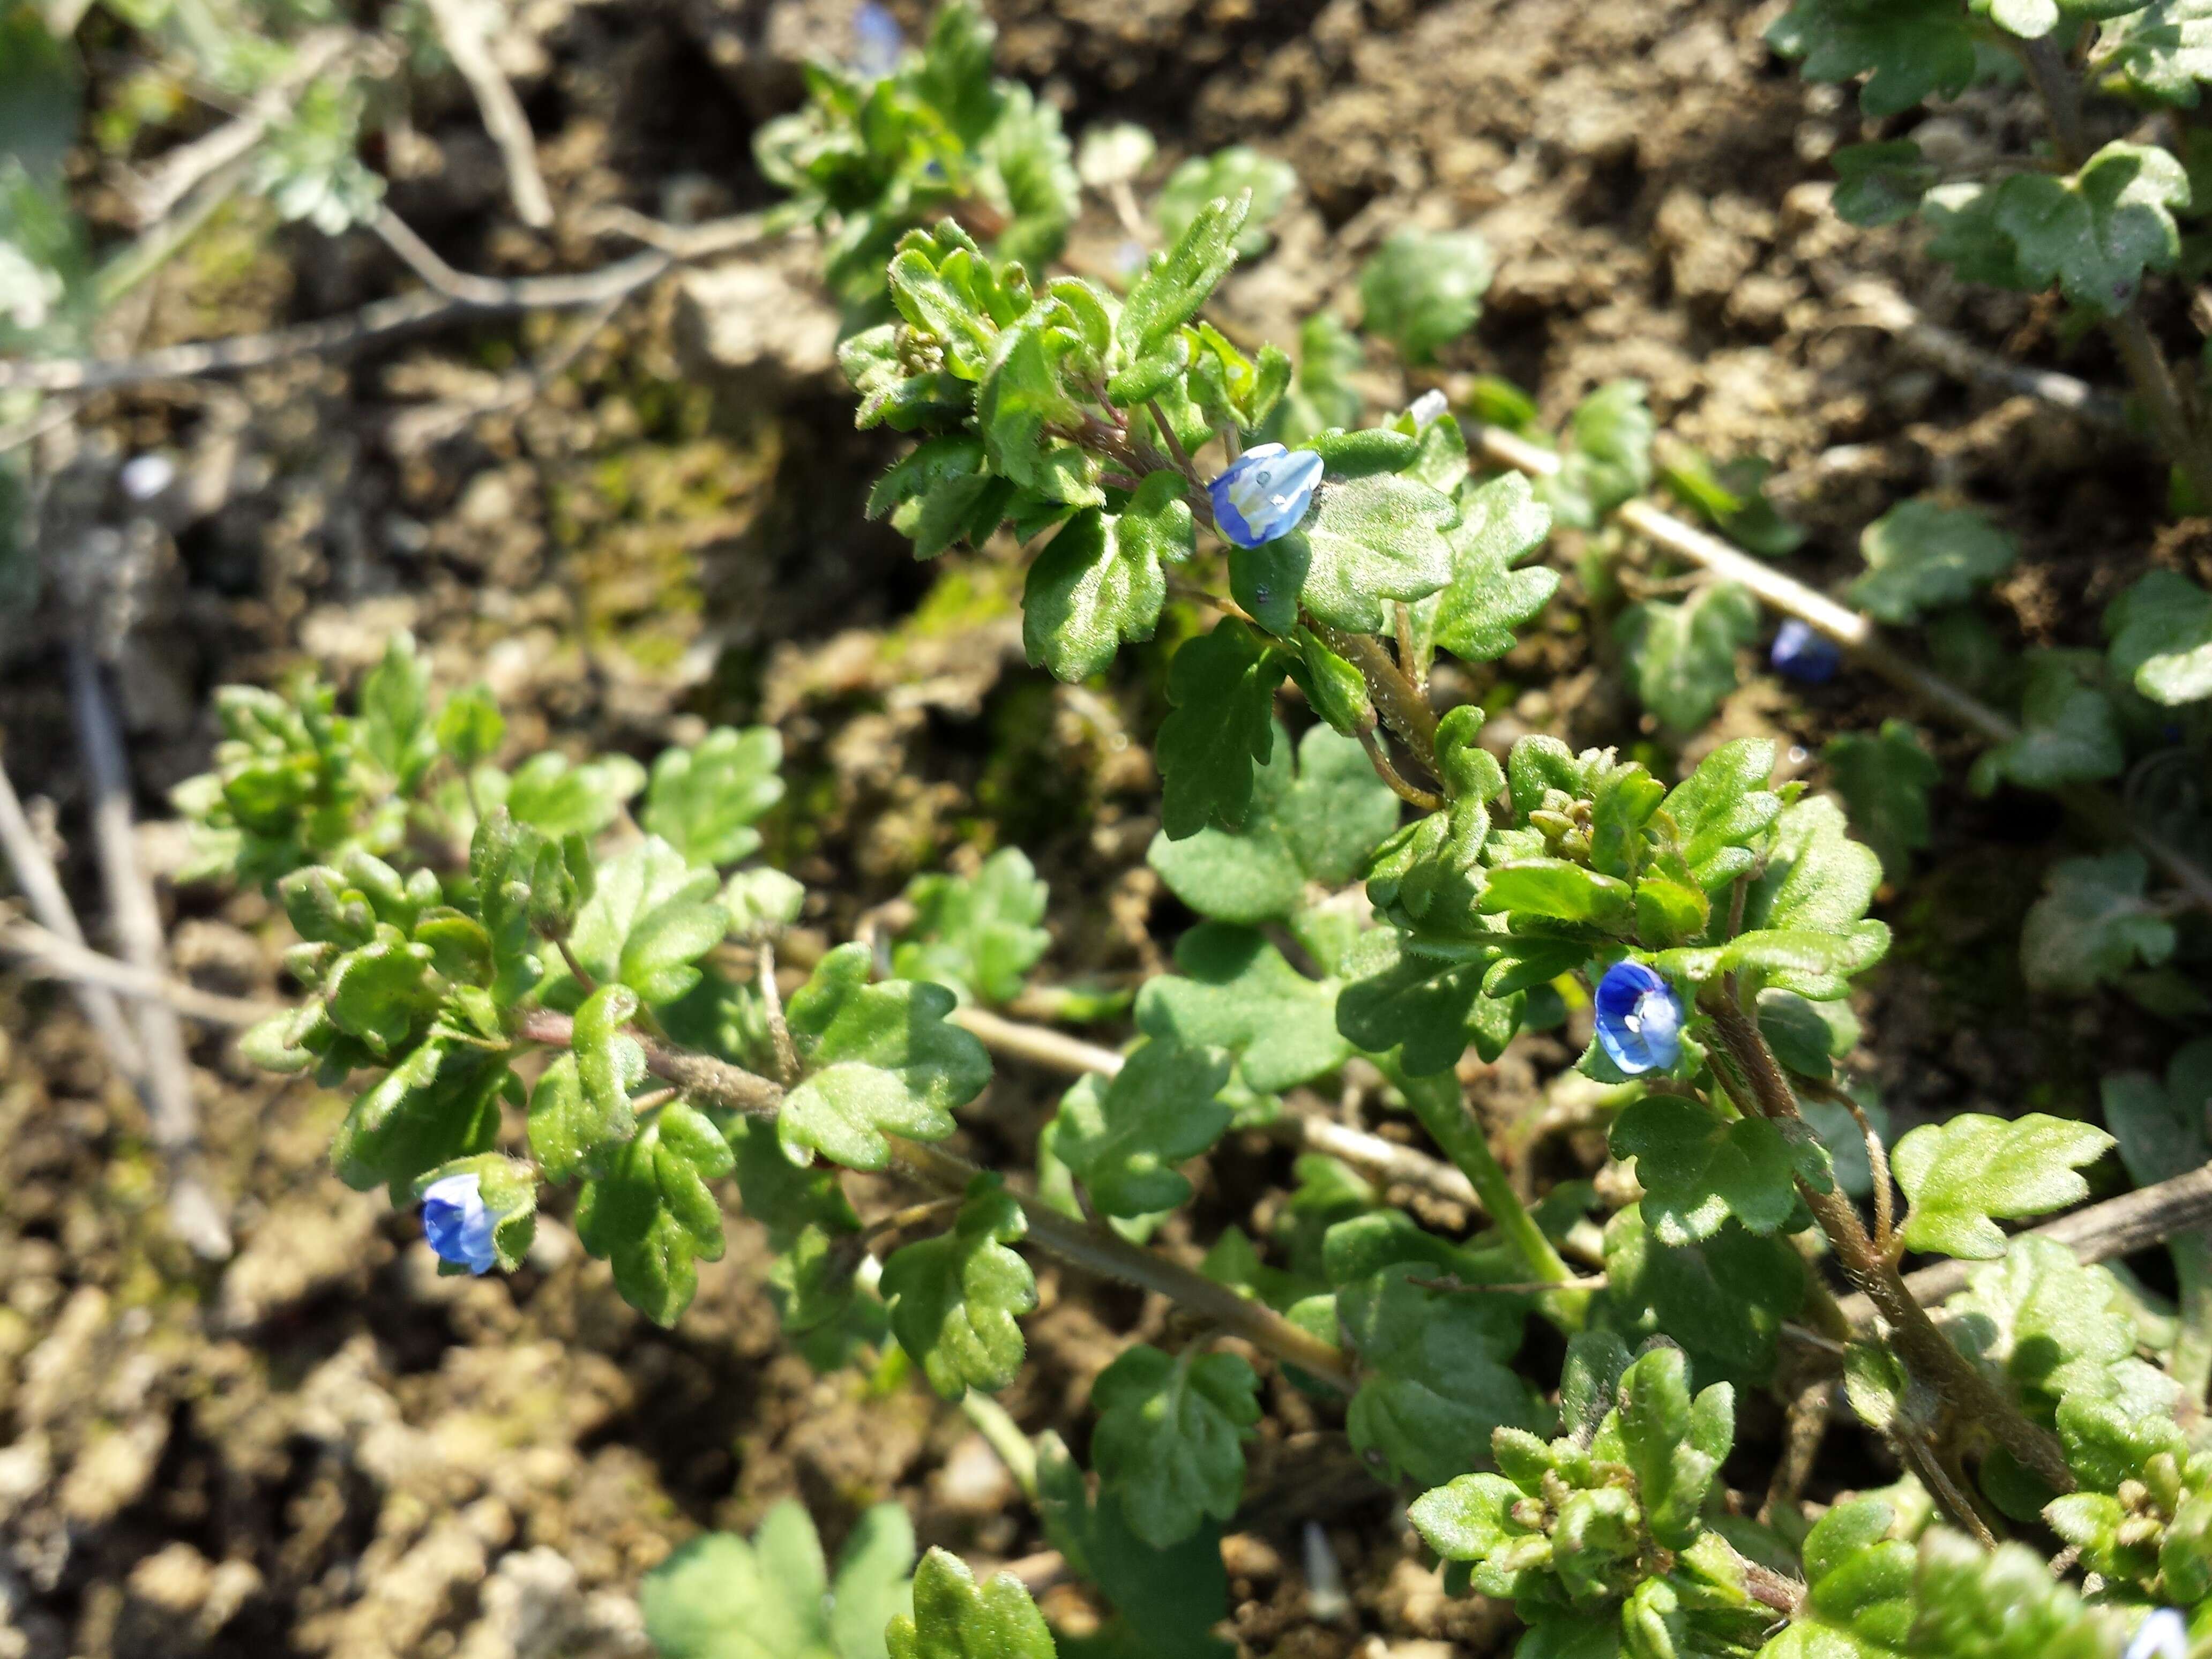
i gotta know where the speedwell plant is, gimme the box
[140,5,2212,1658]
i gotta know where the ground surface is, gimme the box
[0,2,2188,1656]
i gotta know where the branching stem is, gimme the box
[1390,1065,1587,1332]
[513,1010,1358,1392]
[1702,994,2074,1494]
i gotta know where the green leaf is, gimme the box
[1603,1205,1805,1386]
[1286,471,1459,633]
[435,684,505,771]
[1480,859,1634,929]
[2104,567,2212,705]
[1947,1235,2138,1411]
[1766,0,1978,116]
[1849,499,2017,625]
[642,1499,916,1659]
[2102,1036,2212,1187]
[886,1549,1055,1659]
[779,944,992,1171]
[1833,140,1939,227]
[978,318,1101,506]
[331,1040,511,1200]
[1733,791,1877,943]
[893,847,1050,1005]
[2019,849,2177,995]
[358,632,437,792]
[1022,480,1191,681]
[1611,1096,1810,1244]
[1659,449,1807,559]
[567,837,730,1006]
[1539,380,1654,530]
[1613,1347,1732,1550]
[724,868,807,941]
[1147,721,1400,924]
[881,1175,1038,1398]
[503,750,646,840]
[1268,311,1365,444]
[2100,1,2212,107]
[1118,190,1249,358]
[1893,1112,2114,1259]
[1340,1265,1546,1486]
[1909,1533,2126,1659]
[1158,147,1295,258]
[529,983,646,1182]
[1053,1036,1235,1217]
[1334,931,1511,1076]
[1660,736,1783,893]
[1358,227,1493,363]
[575,1101,735,1324]
[1764,1498,1916,1659]
[1155,620,1285,841]
[324,928,437,1057]
[1994,141,2190,315]
[1825,721,1938,883]
[643,727,786,869]
[1090,1344,1260,1548]
[1970,653,2124,794]
[1617,582,1760,733]
[1135,923,1350,1092]
[1033,1433,1231,1659]
[1428,472,1558,663]
[1288,627,1374,736]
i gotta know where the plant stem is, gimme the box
[958,1388,1040,1500]
[513,1010,1359,1393]
[1389,1065,1588,1331]
[1702,995,2075,1493]
[1316,623,1438,775]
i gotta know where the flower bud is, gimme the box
[421,1172,498,1275]
[1209,444,1322,548]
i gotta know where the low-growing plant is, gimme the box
[13,4,2212,1657]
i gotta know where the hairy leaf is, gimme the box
[882,1175,1037,1397]
[1850,500,2016,625]
[1090,1344,1260,1548]
[1053,1036,1235,1216]
[779,944,992,1170]
[1893,1114,2114,1259]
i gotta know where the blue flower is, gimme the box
[1770,618,1841,685]
[2126,1609,2189,1659]
[421,1172,498,1275]
[853,2,903,78]
[1209,444,1323,548]
[1594,960,1684,1075]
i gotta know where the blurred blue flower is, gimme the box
[1595,960,1683,1075]
[422,1172,498,1274]
[1210,443,1322,548]
[2126,1610,2189,1659]
[1770,618,1841,684]
[853,2,903,78]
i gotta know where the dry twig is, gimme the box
[68,645,233,1260]
[417,0,553,228]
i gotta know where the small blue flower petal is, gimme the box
[1770,618,1841,685]
[2126,1610,2189,1659]
[1594,960,1684,1076]
[421,1172,498,1275]
[852,2,903,78]
[1209,443,1322,549]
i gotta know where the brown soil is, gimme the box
[0,2,2183,1656]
